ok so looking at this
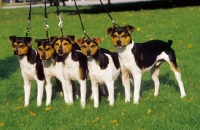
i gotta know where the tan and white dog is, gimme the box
[107,25,186,104]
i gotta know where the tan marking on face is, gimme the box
[54,40,72,54]
[111,32,131,47]
[170,62,180,73]
[37,45,55,60]
[80,42,98,56]
[12,42,29,55]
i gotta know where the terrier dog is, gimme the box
[77,37,121,108]
[50,36,88,108]
[107,25,186,104]
[8,36,45,107]
[35,38,69,106]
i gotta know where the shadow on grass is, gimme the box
[59,0,200,15]
[0,56,19,80]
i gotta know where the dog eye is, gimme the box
[55,43,59,46]
[81,46,86,48]
[112,34,117,38]
[63,42,68,46]
[20,45,25,48]
[122,35,127,38]
[38,48,43,51]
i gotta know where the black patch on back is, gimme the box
[99,48,120,69]
[132,40,173,69]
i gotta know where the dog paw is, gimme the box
[125,98,130,103]
[133,100,139,104]
[154,92,158,96]
[37,102,42,107]
[81,102,86,109]
[181,93,186,98]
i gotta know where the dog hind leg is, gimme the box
[151,64,161,96]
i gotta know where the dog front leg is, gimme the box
[91,81,99,108]
[79,80,86,108]
[24,79,31,107]
[133,74,142,104]
[45,78,52,106]
[36,80,45,106]
[65,79,73,104]
[121,68,131,103]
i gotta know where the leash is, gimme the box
[25,0,32,38]
[100,0,119,27]
[74,0,90,38]
[56,0,64,37]
[44,0,49,39]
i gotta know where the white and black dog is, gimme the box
[35,38,69,106]
[77,37,121,108]
[9,36,45,107]
[107,25,186,104]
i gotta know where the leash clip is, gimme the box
[58,15,63,28]
[44,18,49,31]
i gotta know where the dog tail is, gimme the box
[167,40,173,46]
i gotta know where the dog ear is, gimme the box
[35,39,40,44]
[8,36,17,43]
[107,27,114,36]
[25,37,32,46]
[125,25,135,34]
[93,38,101,45]
[67,35,75,43]
[49,36,57,44]
[76,38,84,47]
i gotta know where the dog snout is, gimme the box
[58,48,63,54]
[116,40,121,46]
[14,49,18,55]
[87,50,91,55]
[41,54,46,60]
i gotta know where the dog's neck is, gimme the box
[42,56,54,68]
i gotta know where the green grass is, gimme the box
[0,4,200,129]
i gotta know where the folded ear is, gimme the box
[93,37,101,45]
[125,25,135,34]
[76,38,84,47]
[25,37,32,46]
[67,35,75,43]
[107,27,114,36]
[8,36,17,43]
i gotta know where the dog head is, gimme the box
[8,36,32,56]
[35,39,55,60]
[107,25,135,48]
[49,36,75,56]
[77,37,101,57]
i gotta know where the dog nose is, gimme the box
[14,50,18,55]
[87,50,91,55]
[41,55,46,59]
[116,40,121,46]
[58,48,63,54]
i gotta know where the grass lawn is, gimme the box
[0,2,200,129]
